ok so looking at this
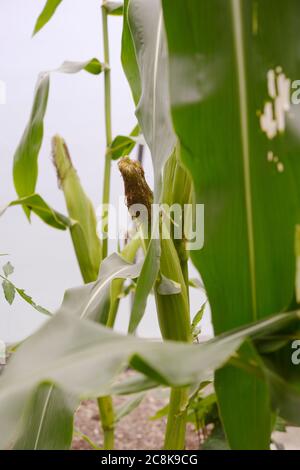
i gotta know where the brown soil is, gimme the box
[72,389,199,450]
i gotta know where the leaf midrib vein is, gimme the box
[231,0,257,320]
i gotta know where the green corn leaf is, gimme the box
[110,374,160,395]
[108,124,139,160]
[117,281,136,300]
[2,280,15,305]
[273,416,287,433]
[15,288,51,317]
[268,372,300,427]
[60,252,143,324]
[189,279,204,290]
[1,194,70,230]
[0,274,51,316]
[125,0,176,196]
[0,304,298,449]
[13,382,77,450]
[128,237,161,334]
[2,262,14,278]
[114,393,144,423]
[82,58,105,75]
[187,392,217,431]
[121,0,141,105]
[73,430,101,450]
[13,75,49,216]
[33,0,64,35]
[191,303,206,332]
[130,123,140,137]
[122,0,178,338]
[216,341,271,449]
[6,246,140,451]
[107,235,141,328]
[162,0,300,449]
[109,135,136,160]
[260,336,300,426]
[3,249,141,450]
[295,225,300,303]
[13,59,103,215]
[150,403,169,421]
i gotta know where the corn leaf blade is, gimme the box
[121,0,141,105]
[60,252,143,324]
[122,0,176,333]
[1,194,70,230]
[33,0,64,35]
[2,280,15,305]
[0,305,298,449]
[13,59,103,211]
[162,0,300,448]
[126,0,176,193]
[13,383,77,450]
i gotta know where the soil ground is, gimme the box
[72,389,300,451]
[72,389,200,450]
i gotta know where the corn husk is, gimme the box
[52,135,102,283]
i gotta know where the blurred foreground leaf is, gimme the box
[0,304,298,449]
[162,0,300,449]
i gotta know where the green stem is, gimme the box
[97,395,115,450]
[101,2,112,259]
[118,157,191,449]
[174,238,189,301]
[97,2,115,450]
[164,387,189,450]
[154,227,192,449]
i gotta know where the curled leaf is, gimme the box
[13,59,103,212]
[104,1,124,16]
[157,274,181,295]
[1,194,70,231]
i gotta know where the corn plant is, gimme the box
[0,0,300,451]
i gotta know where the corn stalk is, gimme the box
[118,156,193,449]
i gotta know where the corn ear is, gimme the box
[52,135,102,283]
[118,156,191,341]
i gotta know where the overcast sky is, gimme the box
[0,0,211,342]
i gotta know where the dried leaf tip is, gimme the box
[51,135,73,187]
[118,157,153,221]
